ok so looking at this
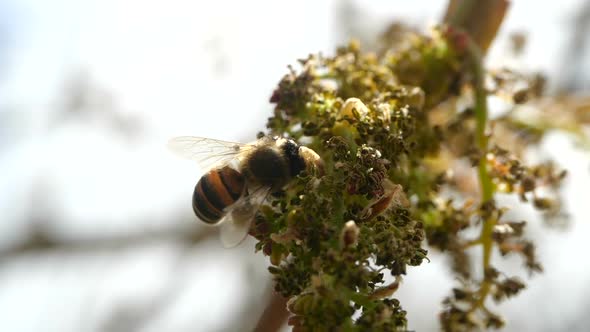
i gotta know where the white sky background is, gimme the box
[0,0,589,331]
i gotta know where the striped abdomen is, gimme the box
[193,166,245,224]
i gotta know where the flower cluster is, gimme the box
[251,25,575,331]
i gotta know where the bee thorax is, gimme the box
[242,146,291,189]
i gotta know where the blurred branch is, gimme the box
[52,72,146,141]
[558,1,590,93]
[99,243,199,332]
[0,212,219,331]
[254,291,289,332]
[501,95,590,148]
[443,0,510,53]
[0,222,215,262]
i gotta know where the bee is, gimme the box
[168,135,323,247]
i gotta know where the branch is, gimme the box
[444,0,510,317]
[254,291,289,332]
[469,39,496,309]
[443,0,510,53]
[98,245,198,332]
[0,221,215,263]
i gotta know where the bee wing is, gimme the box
[219,187,270,248]
[167,136,255,170]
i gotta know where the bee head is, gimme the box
[279,138,324,177]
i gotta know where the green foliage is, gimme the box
[252,26,575,331]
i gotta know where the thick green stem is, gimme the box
[468,40,496,311]
[446,0,507,313]
[470,43,494,203]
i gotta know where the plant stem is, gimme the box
[445,0,509,312]
[468,31,496,313]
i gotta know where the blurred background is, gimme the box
[1,0,589,331]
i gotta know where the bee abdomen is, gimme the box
[193,166,245,224]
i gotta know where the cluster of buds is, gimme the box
[255,24,570,331]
